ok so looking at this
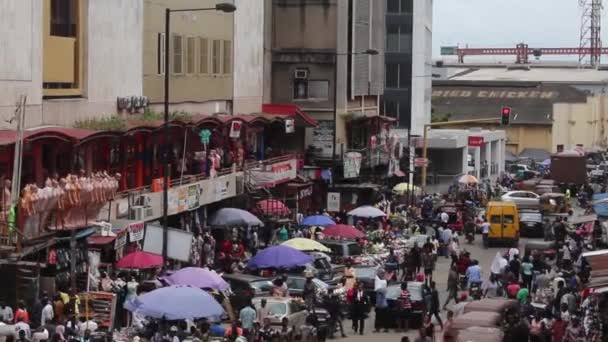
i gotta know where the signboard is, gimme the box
[143,224,193,262]
[187,184,200,210]
[327,192,341,212]
[128,221,145,242]
[440,46,458,55]
[168,187,188,215]
[99,222,112,236]
[343,152,362,178]
[114,230,127,250]
[414,157,428,167]
[285,119,295,133]
[229,120,243,138]
[432,89,556,100]
[468,136,485,147]
[312,121,334,157]
[298,186,313,199]
[214,179,228,201]
[248,159,298,187]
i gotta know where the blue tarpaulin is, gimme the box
[593,193,608,217]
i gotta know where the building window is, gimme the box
[199,38,209,74]
[386,64,399,88]
[157,33,165,75]
[308,80,329,99]
[185,37,196,74]
[50,0,77,37]
[384,100,399,118]
[386,63,410,89]
[172,34,183,74]
[386,24,412,53]
[294,79,308,99]
[387,0,413,13]
[212,40,221,74]
[223,40,232,75]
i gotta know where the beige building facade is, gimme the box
[143,0,234,114]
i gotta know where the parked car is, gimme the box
[222,273,273,311]
[500,190,540,209]
[251,297,329,330]
[519,210,543,237]
[284,276,331,297]
[320,240,364,263]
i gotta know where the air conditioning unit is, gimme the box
[294,69,308,79]
[130,206,145,220]
[144,206,154,218]
[134,194,151,207]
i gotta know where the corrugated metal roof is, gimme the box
[0,126,97,146]
[445,66,608,84]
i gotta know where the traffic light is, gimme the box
[501,107,511,125]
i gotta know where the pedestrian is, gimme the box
[256,298,269,324]
[397,282,412,332]
[564,317,585,342]
[529,312,545,342]
[509,254,521,283]
[325,288,346,338]
[480,218,490,248]
[482,273,502,299]
[0,302,13,323]
[422,313,435,342]
[443,310,456,342]
[443,265,459,309]
[349,282,369,335]
[521,256,534,291]
[465,260,482,289]
[302,271,316,311]
[552,314,567,342]
[421,248,435,286]
[428,281,443,330]
[238,300,256,338]
[40,299,53,327]
[543,218,553,241]
[516,282,529,305]
[374,269,389,333]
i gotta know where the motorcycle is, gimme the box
[469,281,482,300]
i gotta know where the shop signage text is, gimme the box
[432,89,556,100]
[468,136,485,147]
[298,186,313,199]
[327,192,340,212]
[128,221,145,242]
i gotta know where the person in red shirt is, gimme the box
[221,239,233,255]
[506,280,521,299]
[14,300,29,324]
[552,314,567,342]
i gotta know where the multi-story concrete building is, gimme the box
[0,0,143,129]
[267,0,385,159]
[383,0,433,135]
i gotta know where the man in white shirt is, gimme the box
[14,317,30,339]
[40,299,53,327]
[440,212,449,226]
[481,220,490,249]
[0,302,13,323]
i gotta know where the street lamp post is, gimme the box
[162,2,236,260]
[331,49,379,165]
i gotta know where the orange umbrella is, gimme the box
[256,199,290,216]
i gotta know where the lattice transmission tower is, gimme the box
[579,0,603,67]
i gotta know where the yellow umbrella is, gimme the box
[281,238,330,252]
[392,182,420,194]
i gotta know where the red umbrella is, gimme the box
[116,251,164,269]
[322,224,366,239]
[256,199,290,216]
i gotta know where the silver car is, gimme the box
[500,191,540,209]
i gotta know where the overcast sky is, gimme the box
[433,0,591,61]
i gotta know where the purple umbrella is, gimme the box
[124,285,224,320]
[162,267,229,290]
[247,245,313,269]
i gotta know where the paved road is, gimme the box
[332,235,540,341]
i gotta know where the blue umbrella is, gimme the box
[247,245,313,269]
[301,215,336,227]
[208,208,263,227]
[124,286,224,320]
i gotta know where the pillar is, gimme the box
[485,142,492,179]
[474,147,481,180]
[136,133,144,188]
[462,147,468,175]
[33,144,44,186]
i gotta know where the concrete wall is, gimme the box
[272,1,337,50]
[0,0,144,129]
[233,0,264,113]
[0,0,44,128]
[143,0,233,109]
[553,94,608,152]
[410,0,432,136]
[428,149,463,174]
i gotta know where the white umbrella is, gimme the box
[347,205,386,218]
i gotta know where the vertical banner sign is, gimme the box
[370,135,377,150]
[343,152,362,178]
[229,120,243,138]
[114,230,128,250]
[285,119,295,133]
[327,192,341,212]
[187,184,200,210]
[128,221,145,242]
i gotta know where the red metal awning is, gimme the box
[87,235,116,246]
[0,126,98,146]
[262,104,318,127]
